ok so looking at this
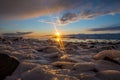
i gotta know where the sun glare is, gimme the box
[56,32,60,37]
[55,31,61,42]
[56,38,60,42]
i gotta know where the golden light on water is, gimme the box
[55,32,61,42]
[43,8,67,58]
[54,31,69,59]
[55,32,64,49]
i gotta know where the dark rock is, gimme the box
[52,61,74,69]
[95,70,120,80]
[89,45,95,48]
[90,68,99,73]
[93,50,120,60]
[37,46,60,53]
[103,57,120,65]
[0,54,19,80]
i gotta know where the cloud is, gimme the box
[60,13,78,24]
[88,25,120,32]
[0,0,120,22]
[0,0,79,20]
[2,32,33,36]
[60,0,120,24]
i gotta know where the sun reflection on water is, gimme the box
[54,31,69,59]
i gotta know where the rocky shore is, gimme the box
[0,36,120,80]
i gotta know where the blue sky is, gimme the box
[0,13,120,35]
[0,0,120,37]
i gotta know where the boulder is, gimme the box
[57,75,79,80]
[93,50,120,60]
[52,61,74,69]
[96,70,120,80]
[80,74,100,80]
[37,46,61,53]
[0,54,19,80]
[72,62,95,72]
[21,66,54,80]
[93,50,120,65]
[95,60,120,71]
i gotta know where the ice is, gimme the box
[96,70,120,80]
[0,37,120,80]
[93,50,120,60]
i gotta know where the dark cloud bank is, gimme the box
[88,25,120,32]
[2,32,33,36]
[66,33,120,40]
[0,0,120,23]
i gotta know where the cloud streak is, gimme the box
[0,0,120,23]
[88,25,120,32]
[2,32,33,36]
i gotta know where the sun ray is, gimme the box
[42,6,67,58]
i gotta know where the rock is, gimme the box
[65,48,79,54]
[24,59,50,65]
[0,54,19,80]
[81,76,100,80]
[72,62,95,72]
[52,61,74,69]
[80,74,100,80]
[57,75,79,80]
[5,62,39,80]
[93,50,120,60]
[95,60,120,71]
[13,62,39,75]
[65,43,79,50]
[96,70,120,80]
[21,66,55,80]
[37,46,61,53]
[103,57,120,65]
[53,69,71,75]
[80,44,90,49]
[43,52,62,60]
[93,50,120,65]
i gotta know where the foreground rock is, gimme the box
[0,54,19,80]
[93,50,120,60]
[95,60,120,71]
[72,62,95,72]
[96,70,120,80]
[52,61,75,69]
[37,46,61,53]
[21,66,55,80]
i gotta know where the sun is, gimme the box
[56,32,60,37]
[55,32,61,42]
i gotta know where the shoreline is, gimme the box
[0,36,120,80]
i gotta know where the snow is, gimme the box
[0,37,120,80]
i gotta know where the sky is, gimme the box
[0,0,120,37]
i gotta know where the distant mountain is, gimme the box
[65,33,120,40]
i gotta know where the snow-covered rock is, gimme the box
[72,62,95,72]
[21,66,55,80]
[93,50,120,60]
[37,46,61,53]
[52,61,75,69]
[96,70,120,80]
[94,60,120,71]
